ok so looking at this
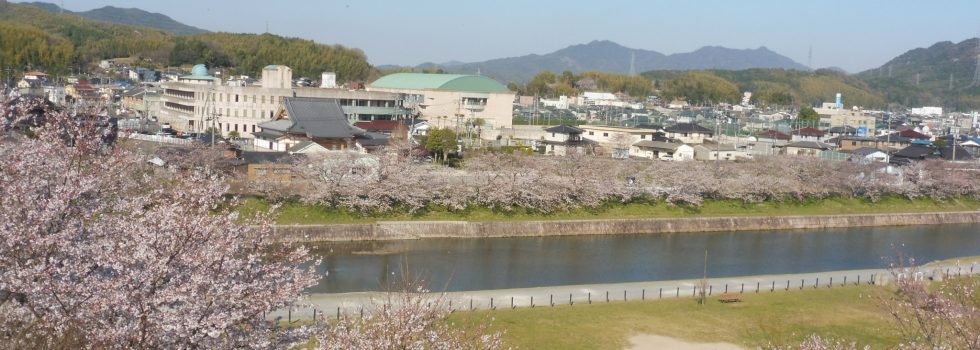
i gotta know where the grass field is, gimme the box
[237,196,980,225]
[450,285,899,350]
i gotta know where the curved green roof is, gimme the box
[370,73,509,93]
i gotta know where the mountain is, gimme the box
[856,38,980,110]
[0,1,373,81]
[23,2,207,35]
[393,40,809,83]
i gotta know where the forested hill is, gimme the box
[0,0,374,81]
[855,38,980,111]
[642,69,886,109]
[23,2,208,35]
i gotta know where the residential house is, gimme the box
[875,134,914,151]
[782,141,834,157]
[757,130,791,143]
[693,144,748,161]
[826,126,857,138]
[890,144,938,165]
[829,135,878,152]
[664,123,713,144]
[939,145,973,161]
[540,124,594,156]
[849,147,889,163]
[791,127,824,142]
[580,125,662,158]
[631,141,694,161]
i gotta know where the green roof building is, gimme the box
[368,73,516,135]
[369,73,509,93]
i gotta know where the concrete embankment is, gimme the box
[272,211,980,242]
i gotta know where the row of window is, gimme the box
[217,123,258,134]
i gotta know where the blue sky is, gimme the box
[30,0,980,72]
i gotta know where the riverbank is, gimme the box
[272,210,980,242]
[243,196,980,225]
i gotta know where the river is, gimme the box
[307,223,980,293]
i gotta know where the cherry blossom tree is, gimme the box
[0,97,319,348]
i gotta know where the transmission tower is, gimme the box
[629,51,636,76]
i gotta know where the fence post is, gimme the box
[588,292,592,304]
[470,299,474,311]
[708,285,712,296]
[606,291,609,303]
[693,286,697,297]
[856,275,860,285]
[786,280,789,290]
[336,307,340,320]
[624,290,627,301]
[676,287,680,297]
[490,298,494,310]
[550,294,554,307]
[360,307,363,319]
[741,283,744,293]
[288,308,291,324]
[801,279,804,289]
[530,296,534,308]
[829,277,832,288]
[660,288,663,299]
[570,293,573,305]
[843,276,846,286]
[770,281,774,292]
[815,278,819,289]
[756,282,760,293]
[511,297,514,309]
[724,284,728,293]
[642,289,646,300]
[313,309,317,324]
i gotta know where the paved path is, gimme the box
[269,262,979,321]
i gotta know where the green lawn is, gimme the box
[237,196,980,225]
[450,285,899,350]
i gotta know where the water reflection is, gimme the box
[307,224,980,293]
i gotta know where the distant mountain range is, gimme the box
[23,1,207,35]
[856,38,980,109]
[383,40,809,83]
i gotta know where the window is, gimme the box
[235,94,239,102]
[641,134,647,139]
[261,96,266,104]
[851,141,857,146]
[603,133,609,137]
[551,133,555,137]
[234,124,238,132]
[588,131,594,135]
[251,125,256,132]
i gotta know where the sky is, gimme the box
[27,0,980,73]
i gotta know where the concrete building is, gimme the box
[539,124,593,156]
[580,125,664,158]
[664,123,714,144]
[693,144,749,161]
[159,64,409,137]
[368,73,515,139]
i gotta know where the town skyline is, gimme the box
[17,0,980,73]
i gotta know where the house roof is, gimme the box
[262,97,363,139]
[544,124,584,134]
[370,73,510,93]
[851,147,885,157]
[898,129,929,140]
[635,124,664,130]
[758,130,791,140]
[287,141,327,154]
[664,123,713,134]
[355,132,391,147]
[794,127,825,137]
[892,144,937,159]
[240,151,292,164]
[354,120,403,133]
[939,145,973,161]
[785,141,834,150]
[633,140,687,151]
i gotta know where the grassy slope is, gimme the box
[239,196,980,225]
[451,285,899,349]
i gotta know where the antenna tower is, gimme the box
[807,46,813,70]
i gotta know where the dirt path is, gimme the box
[626,334,744,350]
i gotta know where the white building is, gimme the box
[631,141,694,161]
[910,106,943,117]
[159,64,409,137]
[541,95,570,110]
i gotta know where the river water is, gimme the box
[307,223,980,293]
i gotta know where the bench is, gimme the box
[718,293,741,303]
